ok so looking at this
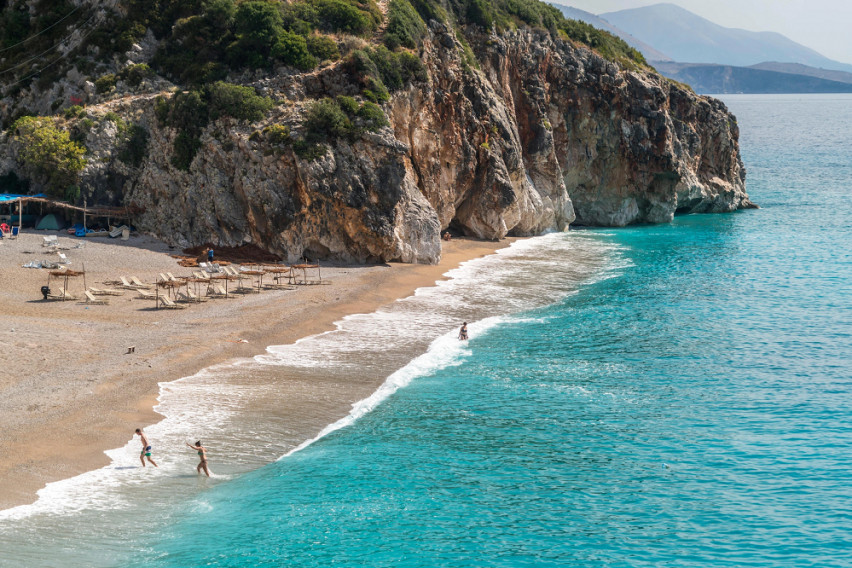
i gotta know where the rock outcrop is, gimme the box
[0,23,754,264]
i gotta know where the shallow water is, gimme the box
[1,94,850,567]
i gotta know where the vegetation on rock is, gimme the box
[11,116,86,198]
[156,82,273,170]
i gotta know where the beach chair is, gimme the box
[135,289,158,299]
[166,272,183,282]
[130,276,151,288]
[88,287,124,296]
[158,273,170,283]
[43,235,58,248]
[119,276,143,289]
[185,288,207,302]
[159,295,187,309]
[48,290,77,301]
[209,284,231,298]
[83,291,109,305]
[57,252,70,264]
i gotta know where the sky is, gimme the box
[562,0,852,64]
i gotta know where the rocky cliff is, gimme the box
[0,8,754,264]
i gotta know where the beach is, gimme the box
[0,231,511,510]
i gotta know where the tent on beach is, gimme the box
[35,213,66,230]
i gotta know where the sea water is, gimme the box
[1,94,850,567]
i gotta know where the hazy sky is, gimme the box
[563,0,852,64]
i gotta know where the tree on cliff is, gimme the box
[11,117,86,200]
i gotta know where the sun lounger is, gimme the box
[130,276,151,288]
[119,276,145,289]
[159,296,187,309]
[208,284,232,298]
[88,287,124,296]
[43,235,58,247]
[192,271,210,280]
[184,288,207,302]
[167,272,184,282]
[57,252,69,264]
[48,291,77,301]
[135,289,158,299]
[83,291,109,305]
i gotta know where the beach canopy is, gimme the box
[0,193,45,202]
[36,213,65,230]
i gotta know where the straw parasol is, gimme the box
[47,268,85,300]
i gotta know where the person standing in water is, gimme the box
[135,428,158,468]
[459,322,469,341]
[187,441,211,477]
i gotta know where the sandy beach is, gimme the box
[0,231,511,510]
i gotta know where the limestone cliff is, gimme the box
[0,16,754,264]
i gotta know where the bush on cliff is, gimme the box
[158,83,274,170]
[346,47,427,102]
[384,0,426,49]
[295,95,389,159]
[11,116,86,199]
[207,82,275,121]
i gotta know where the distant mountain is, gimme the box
[654,62,852,94]
[600,3,852,74]
[748,62,852,85]
[550,4,672,62]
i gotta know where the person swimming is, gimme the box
[458,322,468,341]
[186,440,211,477]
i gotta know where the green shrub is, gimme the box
[271,30,318,70]
[308,0,380,36]
[94,74,117,94]
[206,82,274,121]
[172,131,202,170]
[120,63,154,87]
[306,34,340,61]
[466,0,494,29]
[293,139,327,160]
[301,95,388,152]
[103,111,124,125]
[264,124,292,145]
[12,116,87,198]
[64,105,85,119]
[117,124,150,167]
[384,0,426,49]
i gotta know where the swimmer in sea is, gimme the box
[135,428,158,468]
[186,441,211,477]
[458,322,468,341]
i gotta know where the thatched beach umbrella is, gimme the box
[47,269,84,300]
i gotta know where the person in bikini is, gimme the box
[135,428,158,468]
[459,322,469,341]
[187,440,211,477]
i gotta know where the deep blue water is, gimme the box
[1,95,850,567]
[124,95,852,566]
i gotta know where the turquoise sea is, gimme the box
[1,94,851,567]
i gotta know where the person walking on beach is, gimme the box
[459,322,469,341]
[187,441,211,477]
[207,247,214,264]
[135,428,158,468]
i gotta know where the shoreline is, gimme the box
[0,232,514,511]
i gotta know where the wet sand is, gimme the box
[0,232,511,510]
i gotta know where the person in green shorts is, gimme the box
[135,428,158,468]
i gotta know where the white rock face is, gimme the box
[0,23,753,264]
